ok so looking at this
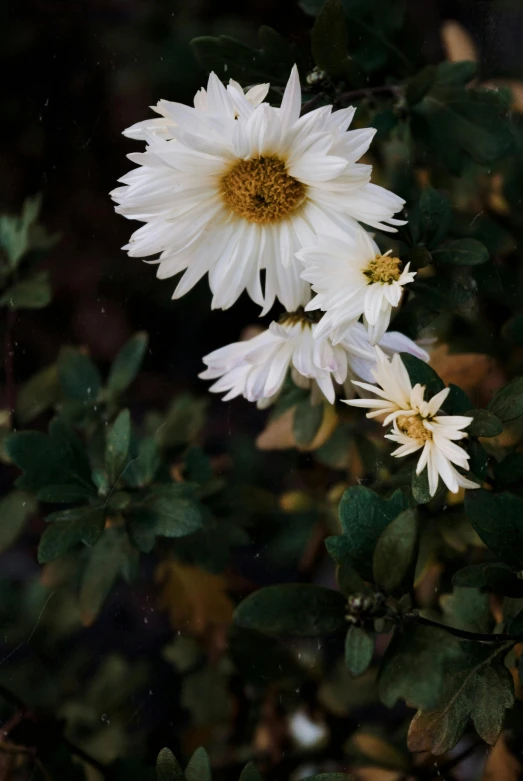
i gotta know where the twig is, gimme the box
[3,308,15,417]
[403,611,519,643]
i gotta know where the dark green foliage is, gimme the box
[465,490,523,569]
[326,487,406,580]
[372,509,418,593]
[345,624,374,675]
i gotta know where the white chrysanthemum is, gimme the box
[297,228,416,345]
[199,313,427,408]
[112,66,405,314]
[343,347,480,496]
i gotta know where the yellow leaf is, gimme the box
[350,732,408,771]
[156,561,234,636]
[429,345,496,397]
[441,20,478,63]
[256,404,338,451]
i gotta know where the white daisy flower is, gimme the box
[297,227,416,345]
[112,66,405,314]
[199,313,426,409]
[343,347,480,496]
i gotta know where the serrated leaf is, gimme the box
[373,509,418,593]
[407,642,514,754]
[411,60,515,174]
[344,625,374,676]
[6,420,94,495]
[234,584,346,636]
[38,506,105,563]
[432,238,489,266]
[105,409,131,485]
[107,332,148,397]
[465,489,523,569]
[58,347,102,403]
[326,487,407,580]
[488,377,523,423]
[0,271,52,309]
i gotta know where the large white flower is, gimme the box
[343,347,480,496]
[199,313,427,408]
[112,67,405,314]
[297,227,416,345]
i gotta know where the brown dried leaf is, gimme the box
[482,734,521,780]
[156,561,234,636]
[350,733,408,771]
[482,79,523,113]
[256,404,337,451]
[441,19,478,63]
[429,345,496,397]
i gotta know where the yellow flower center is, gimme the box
[365,253,402,284]
[397,414,432,442]
[220,156,306,224]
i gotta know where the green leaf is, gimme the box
[344,625,374,676]
[311,0,351,78]
[405,66,435,107]
[107,332,148,397]
[239,763,264,781]
[184,748,211,781]
[379,625,461,710]
[442,383,472,415]
[411,61,515,174]
[156,394,207,449]
[124,437,160,488]
[494,453,523,488]
[465,409,503,437]
[229,626,303,685]
[38,506,105,563]
[432,238,489,266]
[326,487,407,580]
[79,527,129,624]
[465,489,523,569]
[407,642,514,754]
[440,586,493,633]
[400,353,445,396]
[58,347,102,403]
[293,399,324,446]
[418,187,451,248]
[0,490,37,552]
[453,563,523,597]
[128,486,203,553]
[15,364,60,424]
[0,271,52,309]
[6,419,94,495]
[0,195,42,267]
[37,484,98,503]
[156,748,185,781]
[488,377,523,423]
[373,509,418,593]
[105,409,131,485]
[234,584,347,636]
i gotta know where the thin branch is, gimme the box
[403,611,519,643]
[3,308,16,417]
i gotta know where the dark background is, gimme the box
[3,0,523,417]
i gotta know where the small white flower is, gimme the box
[343,347,480,496]
[200,314,427,409]
[297,228,416,345]
[112,66,405,314]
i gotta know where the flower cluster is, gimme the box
[113,67,479,497]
